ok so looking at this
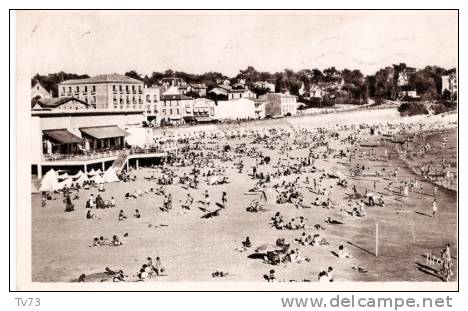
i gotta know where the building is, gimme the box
[254,97,267,119]
[399,90,420,99]
[161,77,185,88]
[58,73,145,110]
[441,73,457,100]
[187,83,208,97]
[30,109,179,180]
[143,86,163,125]
[31,97,89,111]
[209,85,256,101]
[397,67,417,87]
[309,84,326,98]
[215,98,256,120]
[160,86,194,125]
[254,81,275,92]
[192,98,216,117]
[183,98,217,124]
[31,82,52,99]
[263,93,298,117]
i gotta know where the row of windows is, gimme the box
[75,96,96,104]
[112,84,143,94]
[61,84,144,96]
[161,109,181,115]
[113,96,143,104]
[162,101,183,107]
[61,85,96,95]
[113,104,145,110]
[145,95,159,103]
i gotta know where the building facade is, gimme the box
[264,93,298,117]
[31,82,52,99]
[160,94,194,125]
[215,98,256,120]
[143,86,163,124]
[441,73,458,100]
[58,74,145,110]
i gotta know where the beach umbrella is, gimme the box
[91,174,103,184]
[255,244,283,253]
[39,169,60,192]
[102,167,120,183]
[329,167,343,179]
[209,175,218,185]
[74,173,89,185]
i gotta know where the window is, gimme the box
[146,95,151,103]
[162,109,166,115]
[169,109,173,115]
[153,95,158,102]
[84,86,87,93]
[126,85,129,93]
[132,85,135,93]
[119,85,123,92]
[176,109,180,115]
[92,85,96,93]
[113,85,116,92]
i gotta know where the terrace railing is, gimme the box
[42,146,173,162]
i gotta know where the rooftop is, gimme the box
[59,73,144,85]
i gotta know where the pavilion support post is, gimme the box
[126,160,129,171]
[84,164,87,174]
[37,164,42,179]
[136,159,139,170]
[102,161,105,171]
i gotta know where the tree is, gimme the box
[125,70,143,81]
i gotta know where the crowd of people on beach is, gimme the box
[37,114,457,283]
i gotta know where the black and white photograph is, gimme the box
[13,9,458,291]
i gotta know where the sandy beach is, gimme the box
[31,108,457,283]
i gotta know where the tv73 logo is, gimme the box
[14,298,40,307]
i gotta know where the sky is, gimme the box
[19,10,458,78]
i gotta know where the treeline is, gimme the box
[31,72,90,97]
[32,63,456,102]
[370,63,456,101]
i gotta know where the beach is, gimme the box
[31,108,457,283]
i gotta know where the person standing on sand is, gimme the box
[432,199,438,217]
[221,191,227,208]
[205,192,211,209]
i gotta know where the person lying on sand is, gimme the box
[118,210,127,221]
[338,245,353,258]
[212,271,229,277]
